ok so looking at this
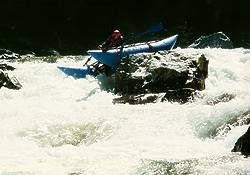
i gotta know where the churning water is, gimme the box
[0,48,250,175]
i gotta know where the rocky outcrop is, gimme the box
[0,64,22,90]
[99,51,209,104]
[232,126,250,157]
[189,32,233,49]
[0,49,20,60]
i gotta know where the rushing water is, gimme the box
[0,48,250,175]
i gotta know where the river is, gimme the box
[0,48,250,174]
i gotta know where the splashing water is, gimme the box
[0,48,250,175]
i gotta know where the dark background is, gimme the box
[0,0,250,55]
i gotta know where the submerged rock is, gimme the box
[232,126,250,157]
[102,51,209,104]
[189,32,233,49]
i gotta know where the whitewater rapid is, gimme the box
[0,48,250,175]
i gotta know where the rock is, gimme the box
[189,32,234,49]
[0,71,22,90]
[185,54,209,90]
[114,52,207,94]
[0,49,20,60]
[232,126,250,157]
[0,63,15,71]
[106,51,209,104]
[197,54,208,79]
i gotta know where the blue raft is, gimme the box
[57,66,93,78]
[58,35,178,78]
[87,34,178,67]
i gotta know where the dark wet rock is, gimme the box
[197,54,208,79]
[0,71,22,90]
[232,126,250,157]
[189,32,233,49]
[185,54,208,90]
[0,63,15,71]
[108,51,209,104]
[114,52,208,94]
[0,49,20,60]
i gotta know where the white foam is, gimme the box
[0,48,250,174]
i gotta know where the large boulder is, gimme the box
[232,126,250,157]
[189,32,234,49]
[114,52,208,94]
[99,51,209,104]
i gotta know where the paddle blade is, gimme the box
[146,22,164,33]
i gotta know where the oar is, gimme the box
[124,22,164,44]
[83,56,92,66]
[83,57,102,69]
[140,22,164,35]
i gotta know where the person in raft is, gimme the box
[99,30,124,51]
